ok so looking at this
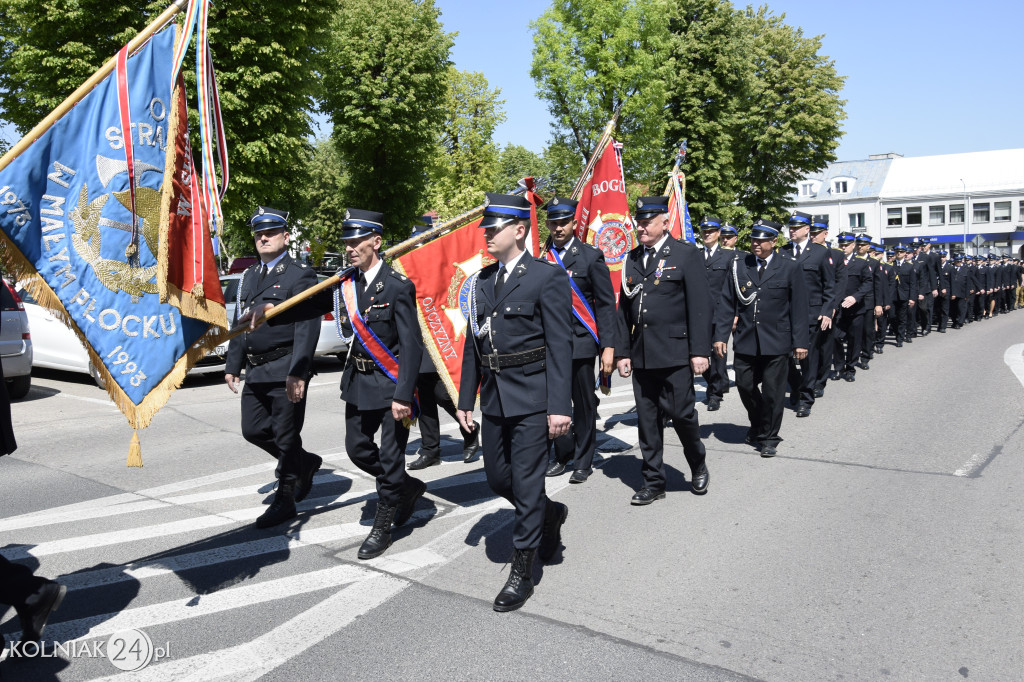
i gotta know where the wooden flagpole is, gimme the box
[0,0,189,174]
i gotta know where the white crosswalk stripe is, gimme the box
[1,399,645,680]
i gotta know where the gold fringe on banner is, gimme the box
[127,430,143,467]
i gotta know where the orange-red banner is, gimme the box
[393,218,492,403]
[574,139,634,299]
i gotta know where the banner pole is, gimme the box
[0,0,189,173]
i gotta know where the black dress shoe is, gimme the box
[843,372,856,382]
[706,397,721,411]
[493,549,535,612]
[569,469,591,484]
[463,423,481,463]
[17,581,67,643]
[295,453,323,503]
[393,477,427,526]
[760,444,777,458]
[256,480,298,528]
[630,487,666,505]
[796,406,810,418]
[875,346,884,354]
[358,503,397,559]
[407,453,441,470]
[813,388,825,398]
[896,340,903,347]
[539,501,569,561]
[904,337,913,343]
[545,461,567,477]
[744,430,759,447]
[691,464,709,495]
[856,360,870,370]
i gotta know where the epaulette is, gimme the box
[534,257,559,267]
[388,270,409,282]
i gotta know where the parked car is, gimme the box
[16,284,225,388]
[217,272,348,359]
[0,279,33,399]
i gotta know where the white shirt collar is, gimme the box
[499,249,528,273]
[646,233,670,255]
[261,252,287,271]
[552,236,575,254]
[361,257,384,288]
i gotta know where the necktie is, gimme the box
[645,247,656,271]
[356,272,366,297]
[705,247,711,261]
[795,244,801,259]
[494,265,507,298]
[757,258,767,278]
[257,263,268,285]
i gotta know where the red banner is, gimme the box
[393,218,492,403]
[574,140,634,298]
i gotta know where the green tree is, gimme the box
[324,0,452,239]
[530,0,671,190]
[493,144,546,195]
[425,68,505,221]
[294,136,347,266]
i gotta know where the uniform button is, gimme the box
[643,309,647,313]
[492,312,497,318]
[506,307,511,312]
[643,323,648,328]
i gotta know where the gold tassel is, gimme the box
[127,430,143,467]
[191,281,205,299]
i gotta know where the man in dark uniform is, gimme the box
[914,241,940,334]
[226,206,322,529]
[891,245,918,346]
[950,254,972,328]
[456,193,572,612]
[875,247,895,352]
[714,220,808,457]
[832,232,872,381]
[615,196,712,505]
[809,219,845,396]
[406,351,480,470]
[700,215,739,412]
[540,196,617,484]
[854,234,879,370]
[779,211,834,418]
[935,250,953,331]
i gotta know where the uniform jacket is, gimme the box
[226,254,319,383]
[950,264,972,298]
[615,237,712,368]
[543,239,617,360]
[938,262,954,294]
[457,256,572,419]
[778,241,836,325]
[829,246,848,318]
[714,252,810,356]
[704,245,740,317]
[892,260,917,301]
[837,253,873,313]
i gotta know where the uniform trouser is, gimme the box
[878,307,894,345]
[974,292,986,319]
[414,371,474,458]
[241,381,308,481]
[862,308,876,358]
[552,357,599,471]
[0,556,46,608]
[345,403,411,507]
[836,309,864,373]
[935,294,950,330]
[632,366,706,491]
[917,293,933,332]
[894,300,911,340]
[787,324,819,408]
[481,410,550,550]
[702,323,730,401]
[734,352,789,447]
[814,326,835,390]
[953,297,969,327]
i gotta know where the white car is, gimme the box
[16,285,225,387]
[217,273,349,359]
[1,279,33,399]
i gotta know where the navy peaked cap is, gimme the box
[249,206,289,232]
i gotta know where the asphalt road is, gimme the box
[2,312,1023,681]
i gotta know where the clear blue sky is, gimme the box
[436,0,1024,161]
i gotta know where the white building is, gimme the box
[792,149,1024,257]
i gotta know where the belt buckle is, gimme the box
[486,350,501,373]
[353,356,369,372]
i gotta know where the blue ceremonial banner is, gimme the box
[0,26,226,432]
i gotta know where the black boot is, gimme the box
[393,478,427,526]
[16,580,67,643]
[295,452,323,503]
[256,479,298,528]
[493,548,536,612]
[358,502,397,559]
[463,422,481,463]
[538,500,568,562]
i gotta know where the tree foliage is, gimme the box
[294,137,347,264]
[425,68,505,222]
[531,0,672,191]
[323,0,452,239]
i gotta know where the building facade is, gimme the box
[792,149,1024,258]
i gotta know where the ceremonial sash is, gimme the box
[547,247,600,346]
[340,275,419,418]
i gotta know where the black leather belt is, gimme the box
[349,355,379,373]
[247,347,289,367]
[484,346,545,372]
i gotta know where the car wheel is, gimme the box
[6,375,30,400]
[88,362,107,389]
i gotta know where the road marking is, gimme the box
[55,393,119,408]
[954,452,986,478]
[1004,343,1024,388]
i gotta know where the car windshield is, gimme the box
[13,286,36,305]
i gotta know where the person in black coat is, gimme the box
[226,206,322,529]
[913,241,940,334]
[832,232,873,381]
[540,196,617,484]
[854,235,880,368]
[456,193,573,612]
[779,211,834,417]
[699,216,740,412]
[809,220,846,395]
[935,251,954,331]
[949,254,973,328]
[890,244,918,346]
[714,220,808,457]
[615,196,712,505]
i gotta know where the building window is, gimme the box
[887,208,902,226]
[833,180,848,194]
[973,202,989,223]
[906,206,922,226]
[813,214,829,226]
[799,182,815,197]
[994,201,1011,222]
[949,204,964,224]
[849,213,865,228]
[929,205,945,226]
[1020,200,1024,223]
